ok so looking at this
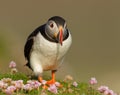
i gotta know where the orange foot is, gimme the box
[38,76,48,89]
[46,70,56,85]
[46,79,55,85]
[38,70,62,88]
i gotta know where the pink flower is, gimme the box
[9,61,16,68]
[27,80,41,89]
[98,86,116,95]
[23,84,32,91]
[72,81,78,87]
[89,77,97,85]
[0,81,8,89]
[41,80,47,85]
[7,86,16,91]
[55,82,60,87]
[0,81,5,88]
[48,84,58,94]
[12,80,23,89]
[104,89,114,95]
[98,86,109,93]
[4,89,13,95]
[32,81,41,89]
[5,86,16,95]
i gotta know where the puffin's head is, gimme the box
[45,16,67,45]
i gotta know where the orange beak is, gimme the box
[59,26,63,45]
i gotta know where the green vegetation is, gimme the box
[0,73,102,95]
[0,61,117,95]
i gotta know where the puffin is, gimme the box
[24,16,72,85]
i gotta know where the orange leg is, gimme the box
[38,76,48,89]
[46,70,56,85]
[38,76,43,83]
[38,70,56,84]
[38,70,62,88]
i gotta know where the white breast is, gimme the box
[30,32,72,75]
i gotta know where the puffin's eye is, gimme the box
[50,23,54,28]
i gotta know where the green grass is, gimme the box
[0,73,102,95]
[0,73,28,84]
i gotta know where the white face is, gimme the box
[45,20,59,39]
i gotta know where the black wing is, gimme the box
[24,24,45,69]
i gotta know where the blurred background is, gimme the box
[0,0,120,92]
